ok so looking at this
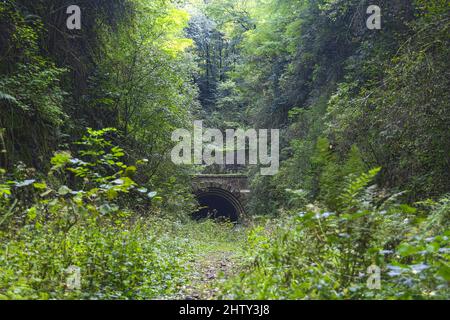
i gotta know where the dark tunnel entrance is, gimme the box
[192,188,243,223]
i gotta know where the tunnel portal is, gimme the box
[191,175,249,223]
[193,189,240,222]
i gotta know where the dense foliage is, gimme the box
[222,170,449,299]
[188,0,449,299]
[0,0,199,299]
[0,0,448,300]
[189,0,449,201]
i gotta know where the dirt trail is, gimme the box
[178,249,240,300]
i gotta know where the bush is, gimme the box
[0,128,194,299]
[221,169,449,299]
[0,216,191,299]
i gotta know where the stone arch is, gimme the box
[192,187,246,222]
[191,174,250,222]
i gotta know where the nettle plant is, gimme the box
[0,129,175,299]
[47,128,157,217]
[0,128,156,230]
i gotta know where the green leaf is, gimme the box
[397,243,419,257]
[137,187,148,193]
[438,265,450,281]
[27,207,37,220]
[147,191,158,199]
[58,185,71,196]
[15,180,36,188]
[51,151,72,168]
[33,182,47,190]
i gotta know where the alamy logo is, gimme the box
[171,121,279,175]
[66,5,81,30]
[367,264,381,289]
[65,265,81,291]
[367,5,381,30]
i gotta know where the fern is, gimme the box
[338,167,381,211]
[0,91,18,105]
[0,91,31,112]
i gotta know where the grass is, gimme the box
[161,220,248,300]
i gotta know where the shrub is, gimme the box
[0,128,193,299]
[221,169,449,299]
